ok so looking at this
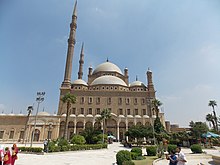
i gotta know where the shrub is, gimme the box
[57,138,69,146]
[131,147,142,156]
[116,150,131,165]
[130,152,138,160]
[146,146,157,156]
[167,144,177,154]
[18,147,43,153]
[60,145,69,151]
[71,135,86,145]
[190,144,202,153]
[122,160,135,165]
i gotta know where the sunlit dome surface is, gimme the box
[93,62,122,74]
[38,112,50,116]
[130,81,146,87]
[72,79,88,86]
[91,75,127,86]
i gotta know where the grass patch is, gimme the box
[133,156,157,165]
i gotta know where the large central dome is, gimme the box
[92,61,122,74]
[91,75,127,86]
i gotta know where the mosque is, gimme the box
[0,1,166,143]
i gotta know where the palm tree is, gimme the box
[208,100,218,131]
[152,99,163,118]
[97,108,111,143]
[206,113,216,131]
[61,92,76,140]
[22,106,33,144]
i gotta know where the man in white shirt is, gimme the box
[176,147,187,165]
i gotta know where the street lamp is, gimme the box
[23,105,33,145]
[147,99,156,145]
[30,92,45,147]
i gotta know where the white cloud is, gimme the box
[161,84,219,127]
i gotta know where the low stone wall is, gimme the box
[212,155,220,164]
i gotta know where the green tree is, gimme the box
[125,125,152,145]
[206,113,216,131]
[81,127,102,144]
[97,108,112,143]
[61,92,76,140]
[152,99,163,118]
[208,100,218,132]
[189,121,209,139]
[154,117,165,134]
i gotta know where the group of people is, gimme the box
[166,147,187,165]
[0,144,18,165]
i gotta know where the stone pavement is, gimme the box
[15,142,130,165]
[2,143,220,165]
[154,148,220,165]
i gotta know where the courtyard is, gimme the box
[3,143,219,165]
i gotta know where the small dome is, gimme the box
[61,113,66,117]
[78,114,85,117]
[135,115,141,118]
[111,113,117,117]
[127,115,133,118]
[70,114,76,117]
[95,114,101,118]
[118,115,125,118]
[93,62,122,74]
[38,112,50,116]
[130,81,146,87]
[143,115,149,118]
[91,75,127,86]
[86,114,93,118]
[72,79,88,86]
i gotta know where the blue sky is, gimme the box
[0,0,220,127]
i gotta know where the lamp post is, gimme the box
[30,92,45,147]
[148,99,156,145]
[23,105,33,145]
[47,123,53,153]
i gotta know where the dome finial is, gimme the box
[106,57,109,62]
[136,75,138,81]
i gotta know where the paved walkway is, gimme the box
[2,143,220,165]
[15,143,129,165]
[155,148,220,165]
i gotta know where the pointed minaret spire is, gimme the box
[78,42,84,79]
[62,0,78,88]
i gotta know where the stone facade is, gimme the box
[0,1,166,142]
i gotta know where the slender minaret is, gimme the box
[78,43,84,79]
[62,1,77,88]
[147,68,155,98]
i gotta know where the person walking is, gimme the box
[166,150,177,165]
[0,145,4,165]
[176,147,187,165]
[11,144,18,165]
[3,147,11,165]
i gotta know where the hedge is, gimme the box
[18,147,43,153]
[116,150,131,165]
[190,144,202,153]
[49,143,107,152]
[167,144,177,154]
[146,146,157,156]
[131,147,142,156]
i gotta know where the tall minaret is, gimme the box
[147,68,155,98]
[78,43,84,79]
[61,1,77,88]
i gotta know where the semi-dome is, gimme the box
[38,112,50,116]
[93,62,122,74]
[72,79,88,86]
[130,81,146,87]
[91,75,127,86]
